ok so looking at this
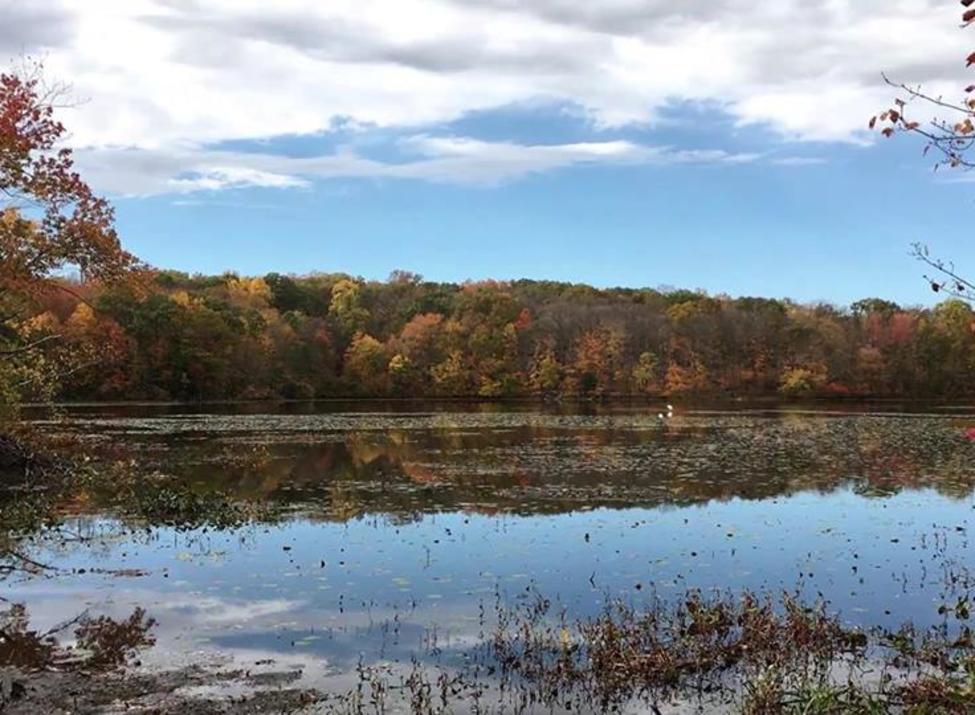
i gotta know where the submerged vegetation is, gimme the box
[485,588,975,714]
[0,426,270,582]
[25,409,975,521]
[8,586,972,713]
[272,586,975,713]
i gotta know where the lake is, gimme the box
[4,402,975,711]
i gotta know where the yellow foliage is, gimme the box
[778,365,827,397]
[388,353,412,375]
[430,350,470,395]
[23,311,61,336]
[530,348,563,394]
[664,362,710,395]
[66,303,97,333]
[330,279,368,330]
[632,352,659,393]
[227,277,271,307]
[343,332,388,392]
[171,290,194,307]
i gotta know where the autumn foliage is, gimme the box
[0,62,138,410]
[0,65,134,290]
[20,271,975,401]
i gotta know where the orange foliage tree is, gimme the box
[1,62,138,408]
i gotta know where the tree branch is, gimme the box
[43,279,97,311]
[911,244,975,302]
[882,74,972,116]
[0,333,60,356]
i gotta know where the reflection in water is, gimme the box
[38,407,975,517]
[3,405,975,709]
[0,602,155,671]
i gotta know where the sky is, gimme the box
[6,0,975,306]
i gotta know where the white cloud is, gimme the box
[169,167,310,192]
[166,595,305,625]
[73,137,761,196]
[769,156,827,167]
[10,0,969,193]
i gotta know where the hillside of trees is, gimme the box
[12,269,975,403]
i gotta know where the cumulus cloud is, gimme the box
[11,0,970,194]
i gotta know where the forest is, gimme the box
[10,268,975,403]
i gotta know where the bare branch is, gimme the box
[882,74,973,116]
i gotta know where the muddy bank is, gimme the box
[2,665,320,714]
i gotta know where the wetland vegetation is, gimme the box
[2,403,974,712]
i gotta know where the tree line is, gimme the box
[13,270,975,402]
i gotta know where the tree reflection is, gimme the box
[0,603,155,672]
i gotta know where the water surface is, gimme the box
[6,402,975,697]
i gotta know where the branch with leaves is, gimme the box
[0,59,141,407]
[873,75,975,170]
[872,2,975,299]
[910,242,975,300]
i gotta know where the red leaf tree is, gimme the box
[0,61,139,405]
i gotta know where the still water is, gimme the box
[6,402,975,697]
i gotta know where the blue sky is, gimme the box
[113,107,974,307]
[11,0,975,306]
